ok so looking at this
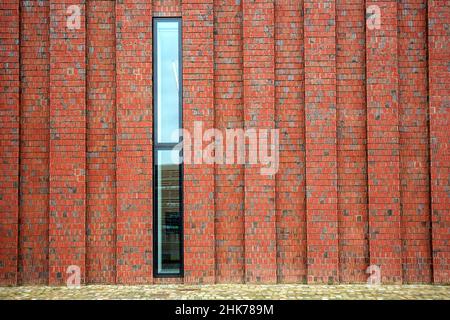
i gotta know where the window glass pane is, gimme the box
[156,20,180,143]
[154,18,182,277]
[157,149,181,274]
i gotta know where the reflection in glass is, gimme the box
[157,150,181,274]
[156,20,180,143]
[154,18,182,276]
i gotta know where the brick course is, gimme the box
[0,0,448,285]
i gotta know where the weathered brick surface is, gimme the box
[214,0,245,284]
[398,0,432,283]
[86,0,116,284]
[0,0,19,286]
[428,0,450,284]
[48,0,86,285]
[275,0,307,283]
[0,0,449,286]
[243,0,277,284]
[115,0,153,284]
[153,0,181,17]
[18,0,50,285]
[336,0,369,283]
[304,0,339,284]
[182,0,216,284]
[366,0,403,284]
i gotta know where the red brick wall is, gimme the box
[48,0,86,285]
[19,0,50,285]
[304,0,339,284]
[214,0,245,283]
[0,0,19,286]
[183,0,216,284]
[398,0,432,283]
[243,0,277,284]
[428,0,450,284]
[275,0,307,283]
[366,0,403,284]
[336,0,368,283]
[115,0,153,284]
[0,0,448,285]
[86,0,116,284]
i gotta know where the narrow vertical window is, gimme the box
[153,18,183,276]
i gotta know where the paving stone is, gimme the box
[0,284,449,300]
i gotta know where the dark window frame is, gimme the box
[152,17,184,278]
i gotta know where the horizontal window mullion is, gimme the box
[154,143,180,149]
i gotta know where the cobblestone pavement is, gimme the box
[0,284,449,300]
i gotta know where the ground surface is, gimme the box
[0,284,449,300]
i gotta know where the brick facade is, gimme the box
[0,0,448,285]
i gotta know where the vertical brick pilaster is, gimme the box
[243,0,277,284]
[48,0,86,285]
[214,0,245,283]
[182,0,216,284]
[0,0,20,286]
[115,0,153,285]
[304,0,339,284]
[398,0,432,283]
[19,0,50,285]
[274,0,307,283]
[86,0,116,284]
[366,0,402,284]
[428,0,450,284]
[336,0,369,283]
